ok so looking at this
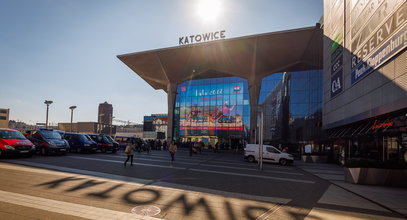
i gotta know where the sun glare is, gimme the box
[196,0,222,23]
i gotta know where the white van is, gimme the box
[244,144,294,165]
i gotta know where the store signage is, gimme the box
[351,23,407,84]
[331,55,342,74]
[233,85,241,93]
[371,119,394,130]
[195,88,223,97]
[179,30,226,45]
[351,1,404,51]
[331,69,343,98]
[351,0,383,38]
[351,2,407,69]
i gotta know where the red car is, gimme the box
[0,128,36,157]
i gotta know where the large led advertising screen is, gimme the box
[178,82,247,134]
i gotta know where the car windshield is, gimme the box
[105,135,116,143]
[84,135,93,141]
[39,130,62,139]
[102,135,113,143]
[0,130,27,139]
[77,134,90,142]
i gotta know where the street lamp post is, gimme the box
[44,100,53,129]
[257,105,264,171]
[69,106,77,132]
[110,116,115,136]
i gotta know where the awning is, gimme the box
[117,26,322,91]
[327,110,407,139]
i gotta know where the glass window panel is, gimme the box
[235,105,243,116]
[237,93,244,105]
[229,94,237,106]
[290,104,309,116]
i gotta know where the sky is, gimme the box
[0,0,323,125]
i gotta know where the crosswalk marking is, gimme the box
[103,153,296,171]
[0,190,163,220]
[100,154,198,165]
[69,156,312,183]
[67,156,185,170]
[199,163,304,175]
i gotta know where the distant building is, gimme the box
[0,108,9,128]
[58,122,115,135]
[9,120,50,130]
[115,124,144,138]
[98,102,113,125]
[143,114,168,139]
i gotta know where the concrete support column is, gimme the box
[249,79,261,144]
[167,83,177,142]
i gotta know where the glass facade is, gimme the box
[259,70,325,150]
[173,70,325,150]
[174,77,250,145]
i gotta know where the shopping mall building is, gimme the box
[118,0,406,163]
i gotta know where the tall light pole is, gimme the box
[69,106,77,132]
[110,115,115,136]
[44,100,53,129]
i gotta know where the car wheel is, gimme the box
[77,148,82,154]
[101,148,107,153]
[112,150,117,154]
[279,158,287,166]
[247,156,255,163]
[0,150,4,158]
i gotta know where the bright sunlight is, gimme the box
[196,0,223,24]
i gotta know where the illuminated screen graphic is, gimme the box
[178,82,246,132]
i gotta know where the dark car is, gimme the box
[63,132,98,153]
[88,134,119,153]
[105,135,121,151]
[0,128,36,157]
[23,129,70,155]
[114,136,130,150]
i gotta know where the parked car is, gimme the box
[23,129,70,155]
[88,134,119,153]
[62,132,98,153]
[0,128,36,157]
[105,135,121,151]
[114,136,131,150]
[244,144,294,165]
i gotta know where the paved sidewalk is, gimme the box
[296,161,407,218]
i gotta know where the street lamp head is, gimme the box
[69,106,77,110]
[44,100,53,105]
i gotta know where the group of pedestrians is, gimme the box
[124,138,177,166]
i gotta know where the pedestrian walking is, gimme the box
[189,141,193,156]
[147,141,151,154]
[214,142,219,153]
[169,141,177,162]
[124,139,134,166]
